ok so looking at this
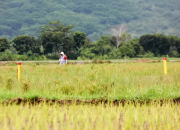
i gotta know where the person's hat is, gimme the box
[60,52,64,55]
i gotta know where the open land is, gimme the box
[0,62,180,129]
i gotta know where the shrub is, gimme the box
[9,55,18,61]
[143,52,155,58]
[103,55,109,60]
[0,54,9,61]
[27,50,33,57]
[34,57,38,61]
[19,55,28,61]
[38,56,42,60]
[77,57,82,60]
[22,81,30,93]
[5,78,13,90]
[41,55,47,60]
[168,50,179,57]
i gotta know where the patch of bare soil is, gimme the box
[133,60,161,63]
[2,98,180,106]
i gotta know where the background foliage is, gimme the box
[0,0,180,41]
[1,20,180,60]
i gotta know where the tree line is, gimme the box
[79,33,180,60]
[1,21,180,61]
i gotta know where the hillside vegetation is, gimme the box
[1,0,180,40]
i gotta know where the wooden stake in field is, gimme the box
[17,62,21,80]
[163,58,167,75]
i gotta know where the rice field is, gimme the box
[0,103,180,130]
[0,62,180,129]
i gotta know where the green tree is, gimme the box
[119,43,135,58]
[73,31,86,50]
[79,36,115,59]
[177,38,180,54]
[128,39,144,57]
[62,36,76,59]
[155,34,171,55]
[95,36,112,56]
[40,21,75,54]
[167,35,180,57]
[139,34,171,56]
[0,38,11,52]
[12,35,38,54]
[139,34,156,53]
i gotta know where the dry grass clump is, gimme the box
[22,81,30,93]
[5,78,13,90]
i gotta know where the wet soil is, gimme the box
[2,97,180,106]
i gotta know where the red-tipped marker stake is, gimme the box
[163,58,167,75]
[17,63,21,80]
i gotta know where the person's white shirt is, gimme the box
[59,52,67,65]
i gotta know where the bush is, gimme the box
[19,55,28,61]
[27,50,33,57]
[38,56,42,60]
[41,55,47,60]
[143,52,155,58]
[168,50,179,57]
[0,53,19,61]
[0,49,47,61]
[34,57,38,61]
[77,57,82,60]
[9,55,18,61]
[103,55,109,60]
[30,54,47,61]
[0,54,9,61]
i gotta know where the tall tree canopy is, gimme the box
[139,34,171,56]
[73,31,86,50]
[0,38,11,52]
[40,21,75,54]
[12,35,39,54]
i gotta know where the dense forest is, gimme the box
[1,0,180,41]
[1,21,180,61]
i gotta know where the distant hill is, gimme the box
[0,0,180,41]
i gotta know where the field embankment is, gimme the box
[2,97,180,107]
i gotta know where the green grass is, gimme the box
[0,62,180,102]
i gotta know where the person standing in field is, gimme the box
[59,52,67,65]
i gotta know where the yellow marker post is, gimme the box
[163,58,167,75]
[17,62,21,80]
